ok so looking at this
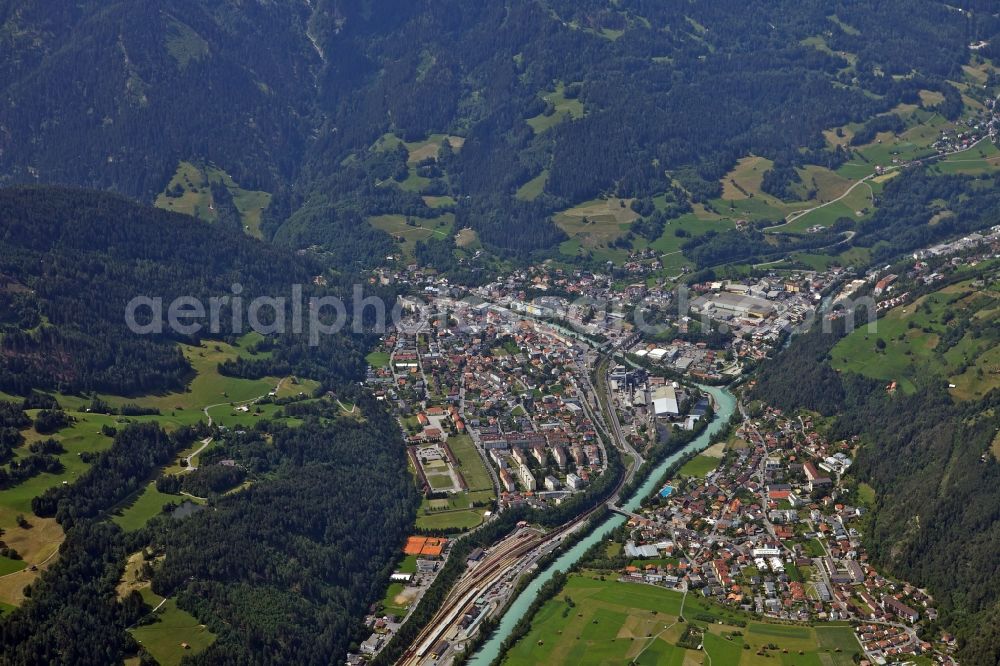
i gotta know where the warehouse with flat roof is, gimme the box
[691,291,775,318]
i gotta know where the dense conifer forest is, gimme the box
[0,187,375,395]
[2,0,997,260]
[0,190,417,664]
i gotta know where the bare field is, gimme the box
[554,198,639,250]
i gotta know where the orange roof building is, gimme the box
[404,536,449,557]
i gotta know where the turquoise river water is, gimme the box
[467,384,736,664]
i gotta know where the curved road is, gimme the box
[764,173,879,232]
[766,135,992,232]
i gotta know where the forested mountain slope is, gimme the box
[0,0,319,196]
[0,186,375,395]
[0,188,417,665]
[3,0,998,261]
[753,317,1000,665]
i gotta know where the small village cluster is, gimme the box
[833,224,1000,315]
[614,406,957,665]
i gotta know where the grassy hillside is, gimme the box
[155,161,271,238]
[5,1,998,265]
[831,277,1000,400]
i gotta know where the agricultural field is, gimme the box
[720,156,774,201]
[372,132,465,163]
[555,197,640,261]
[371,132,466,195]
[648,209,734,257]
[396,169,433,193]
[930,139,1000,176]
[454,227,480,249]
[422,195,455,208]
[831,278,1000,400]
[0,333,313,604]
[793,165,854,204]
[713,157,874,236]
[42,334,304,422]
[789,245,874,272]
[709,156,864,232]
[0,556,25,576]
[502,574,861,666]
[155,161,271,237]
[407,134,464,163]
[778,184,873,235]
[718,155,854,219]
[555,148,876,269]
[0,411,123,605]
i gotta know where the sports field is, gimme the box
[677,453,721,479]
[448,435,493,492]
[411,434,495,532]
[366,350,391,368]
[502,575,861,666]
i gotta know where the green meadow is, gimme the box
[831,278,1000,400]
[502,574,861,666]
[516,170,549,201]
[527,83,584,133]
[0,332,320,605]
[155,161,271,238]
[112,481,205,533]
[368,213,454,257]
[130,591,216,666]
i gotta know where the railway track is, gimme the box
[397,347,636,665]
[398,452,633,665]
[399,529,544,664]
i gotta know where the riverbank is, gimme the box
[466,385,736,665]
